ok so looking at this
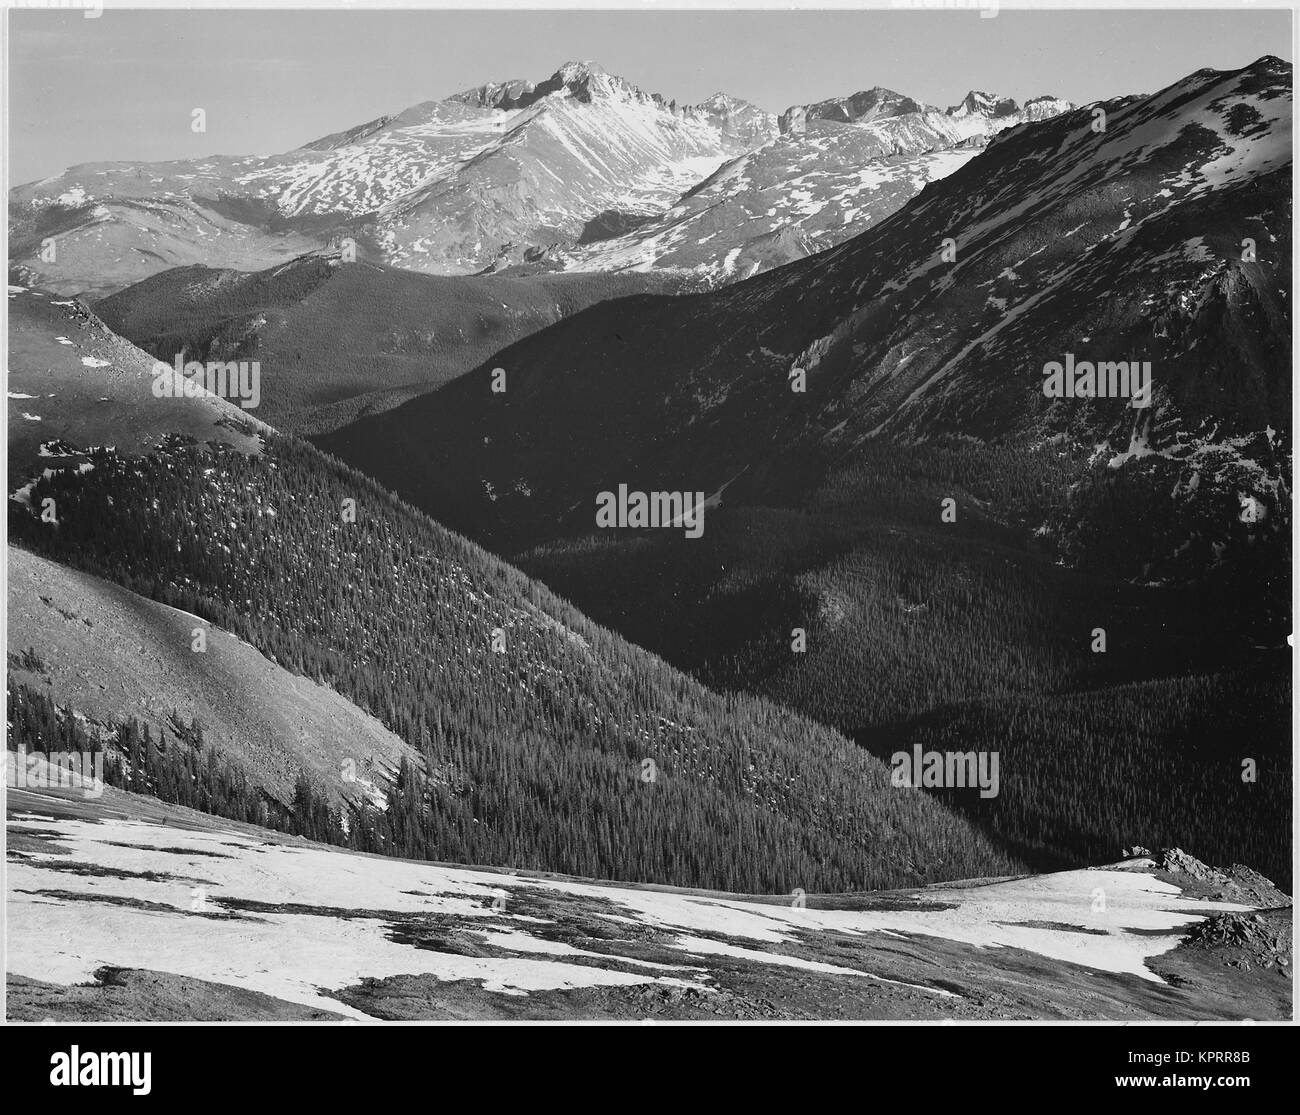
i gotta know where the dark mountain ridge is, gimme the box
[312,58,1292,885]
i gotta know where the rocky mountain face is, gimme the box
[367,65,774,276]
[9,62,775,297]
[325,57,1288,581]
[779,86,931,132]
[452,61,775,147]
[312,61,1291,892]
[777,85,1072,136]
[555,123,981,282]
[11,61,1072,296]
[548,84,1073,281]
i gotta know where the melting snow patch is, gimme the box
[6,811,1260,1020]
[5,816,712,1018]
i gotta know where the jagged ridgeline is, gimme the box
[8,433,1020,893]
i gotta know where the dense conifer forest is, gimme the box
[517,437,1292,885]
[9,433,1022,893]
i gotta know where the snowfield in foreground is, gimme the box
[7,800,1262,1021]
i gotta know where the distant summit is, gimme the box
[450,60,771,131]
[778,86,929,133]
[10,58,1081,295]
[451,60,630,110]
[781,82,1073,135]
[947,89,1020,118]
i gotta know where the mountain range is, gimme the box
[6,49,1292,1022]
[9,280,1020,893]
[315,55,1292,884]
[11,61,1070,297]
[319,57,1290,569]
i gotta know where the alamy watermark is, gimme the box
[891,745,1000,799]
[596,485,705,538]
[50,1048,151,1096]
[7,746,104,798]
[152,356,260,410]
[1042,354,1152,408]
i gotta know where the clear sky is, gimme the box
[7,5,1293,186]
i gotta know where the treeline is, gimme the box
[9,433,1022,893]
[6,679,363,848]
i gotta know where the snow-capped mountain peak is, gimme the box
[454,61,655,112]
[778,86,929,133]
[9,60,1071,295]
[948,89,1020,118]
[450,77,537,111]
[944,89,1074,124]
[554,59,606,83]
